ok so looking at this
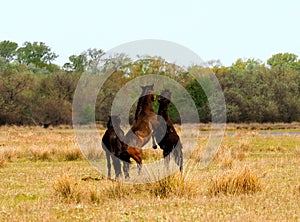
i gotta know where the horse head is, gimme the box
[141,84,156,101]
[106,115,121,128]
[158,89,172,104]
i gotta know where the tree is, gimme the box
[0,67,32,124]
[230,58,262,75]
[185,76,210,122]
[29,72,80,126]
[84,48,105,71]
[267,53,300,73]
[17,41,58,68]
[0,40,18,62]
[63,48,104,73]
[63,54,87,73]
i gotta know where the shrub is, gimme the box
[30,149,52,161]
[62,148,83,161]
[149,173,192,198]
[52,175,81,203]
[208,167,262,196]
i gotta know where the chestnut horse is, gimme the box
[152,89,183,171]
[123,84,159,175]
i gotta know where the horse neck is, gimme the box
[144,95,154,112]
[108,121,122,132]
[139,95,154,114]
[158,102,170,120]
[135,96,145,120]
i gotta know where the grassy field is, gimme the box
[0,124,299,221]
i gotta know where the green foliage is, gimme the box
[28,72,79,126]
[0,66,32,124]
[0,40,18,62]
[220,57,300,122]
[186,78,210,122]
[16,41,58,69]
[79,105,94,125]
[63,48,104,73]
[267,53,300,73]
[63,54,87,73]
[0,39,300,125]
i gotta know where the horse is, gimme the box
[152,89,183,171]
[101,115,123,179]
[123,84,160,175]
[102,115,142,179]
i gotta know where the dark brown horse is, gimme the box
[102,115,142,179]
[123,84,159,174]
[152,89,183,171]
[101,115,123,179]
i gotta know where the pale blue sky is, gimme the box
[1,0,299,66]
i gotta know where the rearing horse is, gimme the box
[152,89,183,171]
[123,84,159,174]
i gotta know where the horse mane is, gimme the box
[158,89,172,120]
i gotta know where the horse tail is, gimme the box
[174,140,183,171]
[127,147,142,164]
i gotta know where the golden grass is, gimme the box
[295,146,300,157]
[53,174,82,203]
[148,172,195,198]
[0,125,299,221]
[52,171,196,204]
[0,155,6,167]
[208,167,262,196]
[0,128,84,162]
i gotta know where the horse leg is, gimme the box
[105,151,112,178]
[163,149,171,171]
[112,155,122,179]
[150,118,163,149]
[152,133,158,149]
[127,147,143,175]
[174,142,183,172]
[123,161,130,179]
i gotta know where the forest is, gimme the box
[0,40,300,126]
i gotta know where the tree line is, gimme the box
[0,40,300,126]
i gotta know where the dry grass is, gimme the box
[148,172,194,198]
[141,148,162,163]
[52,171,196,204]
[0,155,6,168]
[208,166,262,196]
[0,129,84,162]
[225,122,300,131]
[295,146,300,157]
[0,125,299,221]
[53,174,82,203]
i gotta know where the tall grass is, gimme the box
[208,166,262,196]
[52,170,198,204]
[149,172,193,198]
[0,156,6,168]
[52,174,82,203]
[2,125,299,221]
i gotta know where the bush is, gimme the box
[208,167,262,196]
[52,175,81,202]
